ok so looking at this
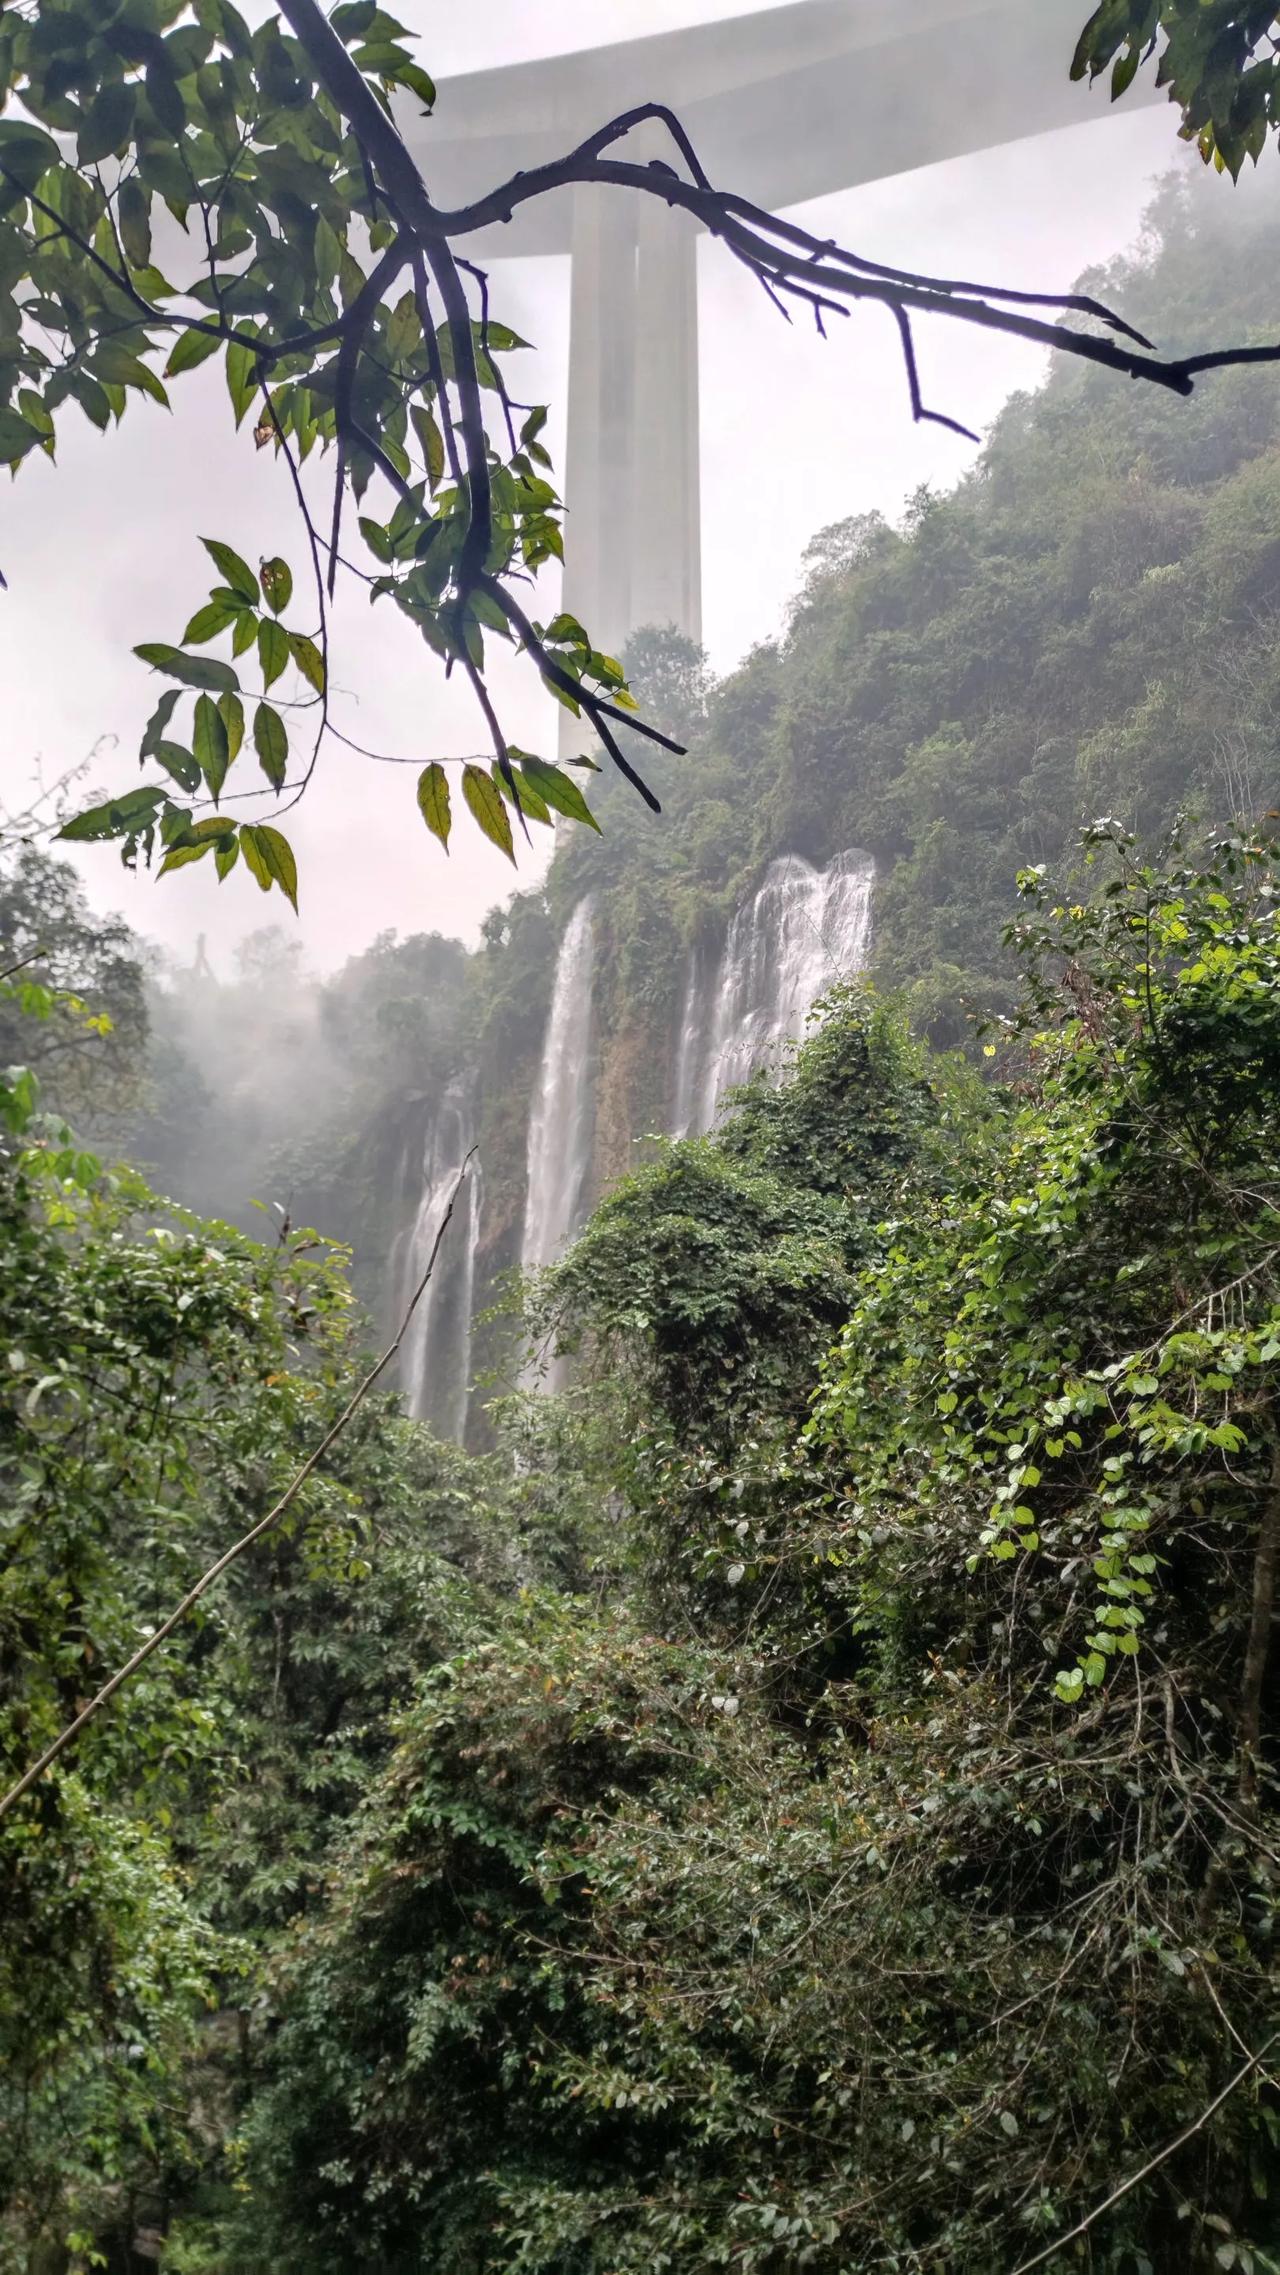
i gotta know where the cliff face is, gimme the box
[375,182,1280,1442]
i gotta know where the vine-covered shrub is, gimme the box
[233,832,1279,2274]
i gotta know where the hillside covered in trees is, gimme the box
[3,177,1280,2271]
[123,176,1280,1394]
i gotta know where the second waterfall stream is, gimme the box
[519,898,599,1385]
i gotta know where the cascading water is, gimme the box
[670,937,715,1141]
[675,849,874,1136]
[394,1078,483,1441]
[520,898,597,1383]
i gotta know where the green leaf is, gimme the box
[16,390,52,443]
[215,835,240,880]
[411,403,446,491]
[118,179,152,270]
[134,643,238,693]
[193,693,231,799]
[358,516,393,565]
[89,340,169,407]
[158,837,215,876]
[78,80,137,166]
[141,689,182,758]
[153,741,201,793]
[461,764,515,863]
[287,632,325,695]
[165,328,222,379]
[260,557,293,615]
[313,213,344,290]
[183,597,239,646]
[519,754,601,833]
[498,767,550,825]
[58,788,165,843]
[130,264,179,302]
[0,122,60,195]
[218,690,245,764]
[71,375,113,433]
[393,60,436,110]
[258,619,288,689]
[0,411,44,464]
[416,762,450,849]
[146,50,187,138]
[225,336,259,429]
[1111,43,1140,102]
[241,823,299,910]
[253,701,288,790]
[202,538,259,605]
[231,609,258,658]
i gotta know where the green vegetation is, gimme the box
[8,814,1278,2270]
[1074,4,1280,175]
[8,98,1280,2275]
[93,180,1280,1358]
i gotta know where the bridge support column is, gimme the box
[560,184,702,683]
[561,185,638,661]
[632,199,702,643]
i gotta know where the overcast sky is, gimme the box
[0,2,1207,974]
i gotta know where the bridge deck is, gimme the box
[408,0,1153,255]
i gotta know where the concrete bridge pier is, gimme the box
[562,185,637,662]
[560,185,701,672]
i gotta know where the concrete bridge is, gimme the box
[411,0,1154,655]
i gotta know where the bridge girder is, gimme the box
[400,0,1157,672]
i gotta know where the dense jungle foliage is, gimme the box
[4,816,1279,2272]
[5,174,1280,2273]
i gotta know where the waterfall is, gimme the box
[520,899,597,1385]
[395,1078,482,1441]
[521,898,598,1277]
[670,937,715,1141]
[676,848,874,1136]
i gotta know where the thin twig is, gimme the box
[0,947,51,984]
[0,1155,475,1821]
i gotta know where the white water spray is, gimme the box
[521,897,598,1278]
[395,1079,482,1441]
[673,849,874,1136]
